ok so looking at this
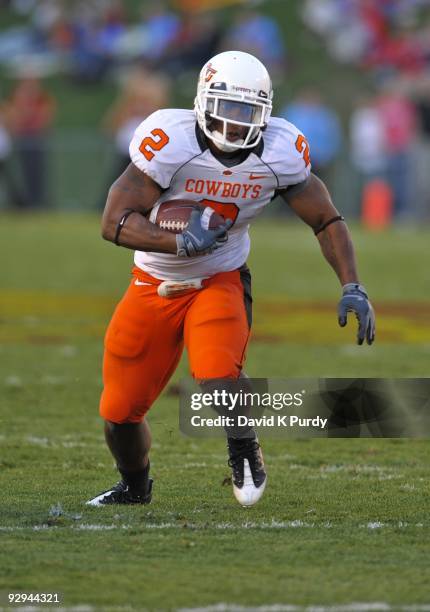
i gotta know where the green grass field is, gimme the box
[1,214,430,611]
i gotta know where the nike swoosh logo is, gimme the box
[135,279,151,286]
[249,173,267,180]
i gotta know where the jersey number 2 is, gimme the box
[139,128,169,161]
[295,134,311,167]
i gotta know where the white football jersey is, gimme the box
[129,109,311,280]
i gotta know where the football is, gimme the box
[149,199,225,234]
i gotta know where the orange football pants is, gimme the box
[100,266,252,423]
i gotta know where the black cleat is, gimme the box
[227,437,267,507]
[86,478,153,506]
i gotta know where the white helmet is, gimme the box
[194,51,273,152]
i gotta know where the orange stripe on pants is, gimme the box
[99,267,250,423]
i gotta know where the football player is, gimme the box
[87,51,375,508]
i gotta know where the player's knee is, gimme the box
[99,388,147,424]
[191,347,241,380]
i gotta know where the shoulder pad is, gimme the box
[129,109,200,189]
[262,117,312,188]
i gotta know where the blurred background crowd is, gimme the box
[0,0,430,225]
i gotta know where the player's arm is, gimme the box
[101,163,178,253]
[281,173,375,345]
[101,163,230,256]
[282,173,357,285]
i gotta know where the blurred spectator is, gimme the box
[281,89,341,187]
[0,0,265,82]
[99,67,170,206]
[139,2,181,63]
[1,0,131,83]
[31,0,63,42]
[364,24,427,78]
[413,77,430,219]
[302,0,341,36]
[220,9,286,76]
[69,2,127,84]
[4,76,56,208]
[11,0,37,15]
[302,0,371,64]
[350,95,387,178]
[0,104,24,208]
[303,0,430,79]
[350,95,388,215]
[157,11,222,76]
[97,1,127,56]
[376,83,417,218]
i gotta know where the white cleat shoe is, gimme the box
[232,458,267,506]
[227,437,267,507]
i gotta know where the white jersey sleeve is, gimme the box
[129,109,199,189]
[261,117,312,189]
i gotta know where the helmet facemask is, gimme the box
[196,88,271,152]
[196,89,272,152]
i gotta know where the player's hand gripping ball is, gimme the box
[150,199,232,257]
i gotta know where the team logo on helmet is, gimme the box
[204,63,217,82]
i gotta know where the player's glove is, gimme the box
[338,283,376,345]
[176,209,232,257]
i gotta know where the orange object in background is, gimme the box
[361,178,393,230]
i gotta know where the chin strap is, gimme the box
[314,215,345,236]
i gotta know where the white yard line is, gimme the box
[0,521,427,533]
[74,524,132,531]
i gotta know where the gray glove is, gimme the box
[176,209,232,257]
[338,283,376,345]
